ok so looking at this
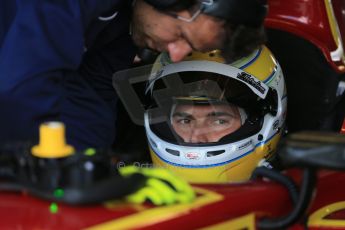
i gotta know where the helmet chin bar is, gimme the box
[143,0,267,27]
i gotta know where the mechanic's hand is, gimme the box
[119,166,195,205]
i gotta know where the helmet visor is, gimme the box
[146,70,268,145]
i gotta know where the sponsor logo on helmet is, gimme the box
[185,152,200,160]
[238,140,252,150]
[237,72,266,94]
[273,120,280,130]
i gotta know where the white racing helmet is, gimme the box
[144,46,287,184]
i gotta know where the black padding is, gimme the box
[143,0,195,11]
[203,0,267,27]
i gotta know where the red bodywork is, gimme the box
[265,0,345,73]
[1,1,345,229]
[1,170,345,229]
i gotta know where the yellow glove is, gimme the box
[119,166,195,206]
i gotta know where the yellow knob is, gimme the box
[31,122,75,158]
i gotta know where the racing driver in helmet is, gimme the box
[142,46,287,184]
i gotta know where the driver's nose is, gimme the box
[189,128,209,143]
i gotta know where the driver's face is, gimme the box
[171,104,242,143]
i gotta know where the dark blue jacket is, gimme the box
[0,0,136,150]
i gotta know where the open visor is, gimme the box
[113,60,278,145]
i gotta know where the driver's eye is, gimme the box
[179,119,191,124]
[214,119,228,125]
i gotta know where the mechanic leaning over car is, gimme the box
[0,0,267,150]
